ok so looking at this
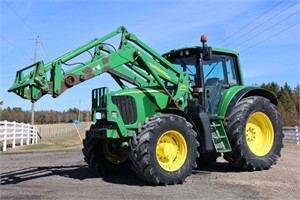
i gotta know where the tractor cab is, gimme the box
[163,46,242,116]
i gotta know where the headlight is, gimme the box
[95,111,106,120]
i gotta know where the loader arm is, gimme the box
[8,26,190,108]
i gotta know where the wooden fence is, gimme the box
[283,126,299,145]
[0,120,38,151]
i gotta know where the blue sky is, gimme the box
[1,0,299,111]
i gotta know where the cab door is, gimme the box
[203,54,239,116]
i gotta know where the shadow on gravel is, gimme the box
[0,165,94,185]
[1,162,241,186]
[102,173,146,186]
[0,164,145,186]
[193,161,242,174]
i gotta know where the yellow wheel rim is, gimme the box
[156,130,187,172]
[245,112,274,156]
[103,140,128,164]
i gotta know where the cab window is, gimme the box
[225,56,238,86]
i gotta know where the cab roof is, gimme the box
[163,46,239,57]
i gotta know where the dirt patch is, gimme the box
[194,145,300,199]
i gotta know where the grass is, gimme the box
[283,141,300,149]
[23,144,52,150]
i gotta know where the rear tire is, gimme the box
[223,96,283,170]
[130,114,199,185]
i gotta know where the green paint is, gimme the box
[211,120,231,152]
[217,85,247,118]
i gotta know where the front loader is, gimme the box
[8,26,283,185]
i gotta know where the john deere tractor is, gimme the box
[8,27,283,185]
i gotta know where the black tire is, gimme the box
[82,124,130,174]
[129,114,199,185]
[223,96,283,170]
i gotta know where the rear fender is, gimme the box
[220,87,278,118]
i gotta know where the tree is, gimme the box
[293,85,300,115]
[262,82,299,126]
[261,82,280,97]
[0,107,91,124]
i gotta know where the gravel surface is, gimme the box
[0,147,299,200]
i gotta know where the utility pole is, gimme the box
[31,36,39,125]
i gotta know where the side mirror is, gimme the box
[203,46,212,60]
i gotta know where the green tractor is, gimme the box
[8,27,283,185]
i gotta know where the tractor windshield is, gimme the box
[168,55,197,86]
[166,50,239,116]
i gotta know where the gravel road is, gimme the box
[0,147,299,200]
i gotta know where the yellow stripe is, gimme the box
[120,89,166,95]
[147,62,171,80]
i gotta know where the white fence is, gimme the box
[0,120,38,151]
[283,126,299,145]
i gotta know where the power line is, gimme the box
[3,0,37,35]
[239,21,300,53]
[3,0,48,59]
[225,1,298,48]
[233,10,300,49]
[0,35,31,59]
[216,0,284,46]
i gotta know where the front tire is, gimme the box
[224,96,283,170]
[130,114,199,185]
[82,124,130,174]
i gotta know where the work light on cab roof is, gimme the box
[201,34,207,43]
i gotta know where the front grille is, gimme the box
[112,96,137,125]
[92,87,107,109]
